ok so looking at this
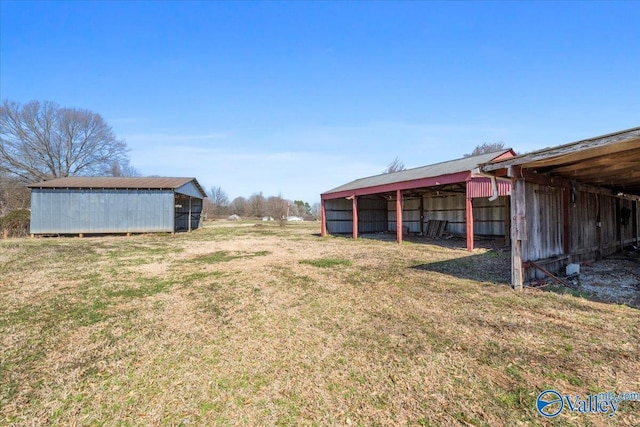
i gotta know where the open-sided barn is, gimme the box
[320,150,515,251]
[482,127,640,290]
[27,177,206,236]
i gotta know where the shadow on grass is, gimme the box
[411,251,511,285]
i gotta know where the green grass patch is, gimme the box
[299,258,352,268]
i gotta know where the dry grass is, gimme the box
[1,221,638,426]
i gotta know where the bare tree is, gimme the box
[0,172,30,216]
[206,186,229,218]
[0,100,129,183]
[229,196,248,216]
[106,160,140,177]
[266,195,288,220]
[384,157,406,174]
[311,202,321,219]
[464,141,507,157]
[248,192,266,218]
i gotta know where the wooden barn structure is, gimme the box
[28,177,207,236]
[320,150,516,251]
[482,127,640,290]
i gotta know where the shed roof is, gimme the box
[323,150,514,198]
[482,127,640,196]
[27,176,207,198]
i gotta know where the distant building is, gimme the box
[28,177,206,235]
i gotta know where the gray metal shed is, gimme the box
[27,177,207,235]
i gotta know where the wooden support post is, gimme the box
[562,186,570,255]
[615,198,621,251]
[633,201,639,247]
[352,196,358,240]
[320,199,327,237]
[511,178,527,290]
[465,192,474,252]
[188,197,192,232]
[396,190,403,244]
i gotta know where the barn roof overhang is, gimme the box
[481,127,640,197]
[322,150,515,201]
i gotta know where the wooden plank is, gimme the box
[563,187,570,255]
[634,201,639,247]
[511,178,526,290]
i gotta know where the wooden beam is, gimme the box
[563,187,570,255]
[511,179,527,290]
[320,199,327,237]
[634,201,639,247]
[352,196,358,240]
[396,190,403,244]
[483,132,640,172]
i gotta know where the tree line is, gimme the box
[203,186,318,220]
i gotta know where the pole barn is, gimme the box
[27,177,207,236]
[320,150,515,251]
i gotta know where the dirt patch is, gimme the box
[577,257,640,308]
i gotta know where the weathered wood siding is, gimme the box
[523,184,640,279]
[522,184,564,263]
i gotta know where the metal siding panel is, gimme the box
[175,182,205,199]
[29,189,174,234]
[424,195,466,235]
[357,197,386,233]
[325,199,352,234]
[473,196,507,236]
[467,178,511,198]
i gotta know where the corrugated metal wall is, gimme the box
[325,198,352,234]
[30,189,175,234]
[326,193,507,237]
[325,197,386,234]
[388,194,507,236]
[358,197,387,233]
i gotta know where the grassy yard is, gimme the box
[1,221,638,426]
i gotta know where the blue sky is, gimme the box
[1,1,639,203]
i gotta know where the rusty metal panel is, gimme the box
[467,177,511,198]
